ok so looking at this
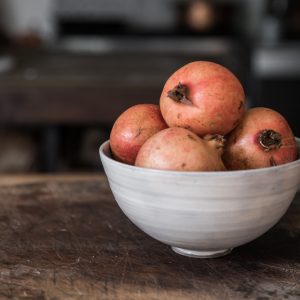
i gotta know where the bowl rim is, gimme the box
[99,138,300,177]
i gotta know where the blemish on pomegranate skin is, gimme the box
[187,134,196,141]
[156,146,161,150]
[181,163,186,168]
[232,135,237,144]
[232,119,240,128]
[184,125,192,130]
[135,128,143,138]
[238,101,243,110]
[270,156,277,166]
[208,120,217,127]
[177,113,182,119]
[241,158,250,168]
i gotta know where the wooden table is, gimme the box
[0,175,299,299]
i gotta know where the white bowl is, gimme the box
[100,139,300,258]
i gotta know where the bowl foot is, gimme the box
[171,247,232,258]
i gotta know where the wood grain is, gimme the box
[0,175,299,299]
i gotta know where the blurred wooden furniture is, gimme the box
[0,174,299,299]
[0,41,243,125]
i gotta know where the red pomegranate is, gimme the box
[135,127,226,171]
[160,61,245,136]
[223,107,298,170]
[110,104,167,165]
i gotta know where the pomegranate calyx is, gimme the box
[203,134,225,154]
[167,82,192,105]
[259,129,282,151]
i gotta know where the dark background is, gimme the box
[0,0,299,173]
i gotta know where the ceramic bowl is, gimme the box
[99,139,300,258]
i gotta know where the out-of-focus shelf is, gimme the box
[0,38,240,89]
[0,39,244,126]
[57,36,236,55]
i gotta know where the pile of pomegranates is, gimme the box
[109,61,298,171]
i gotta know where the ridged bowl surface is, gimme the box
[100,139,300,256]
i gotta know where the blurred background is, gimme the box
[0,0,299,173]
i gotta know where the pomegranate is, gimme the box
[223,107,298,170]
[135,127,226,171]
[160,61,245,136]
[110,104,167,165]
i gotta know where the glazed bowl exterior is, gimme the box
[99,139,300,258]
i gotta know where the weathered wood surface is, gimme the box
[0,175,299,300]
